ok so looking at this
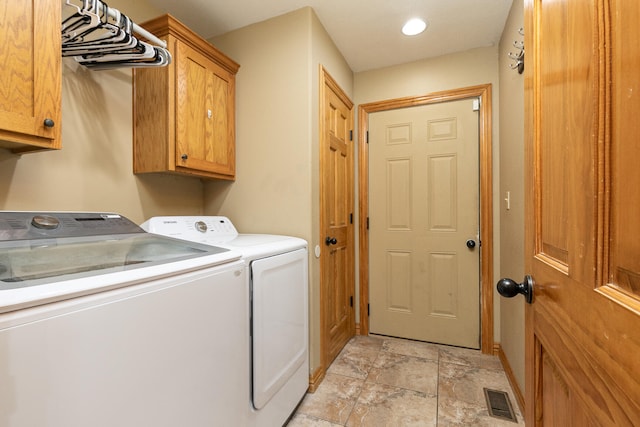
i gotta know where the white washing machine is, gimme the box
[141,216,309,427]
[0,212,250,427]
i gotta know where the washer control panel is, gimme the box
[141,216,239,242]
[0,212,142,241]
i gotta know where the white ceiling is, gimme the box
[145,0,513,72]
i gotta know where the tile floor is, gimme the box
[287,335,524,426]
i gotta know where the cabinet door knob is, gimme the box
[181,154,188,160]
[43,118,55,128]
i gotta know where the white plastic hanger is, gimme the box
[61,0,171,69]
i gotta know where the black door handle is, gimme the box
[496,275,534,304]
[325,236,337,246]
[466,239,476,249]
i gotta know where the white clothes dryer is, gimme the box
[141,216,309,427]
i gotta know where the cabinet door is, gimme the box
[175,41,235,178]
[0,0,61,152]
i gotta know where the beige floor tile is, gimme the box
[346,382,437,427]
[295,373,364,425]
[438,361,523,424]
[291,336,521,427]
[379,336,440,361]
[367,352,438,395]
[286,413,345,427]
[327,336,383,379]
[438,361,513,406]
[438,345,503,371]
[348,335,385,349]
[438,396,524,426]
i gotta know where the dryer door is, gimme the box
[251,248,308,410]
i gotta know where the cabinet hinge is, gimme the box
[350,296,353,307]
[349,130,353,141]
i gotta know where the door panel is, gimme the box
[369,99,480,348]
[176,41,234,176]
[524,0,640,424]
[320,69,355,367]
[609,0,640,300]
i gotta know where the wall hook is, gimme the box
[508,28,524,74]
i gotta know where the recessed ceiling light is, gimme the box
[402,18,427,36]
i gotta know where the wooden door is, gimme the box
[176,41,235,178]
[521,0,640,424]
[320,68,355,368]
[368,99,480,348]
[0,0,61,152]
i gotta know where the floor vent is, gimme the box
[483,388,517,423]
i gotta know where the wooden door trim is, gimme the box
[358,84,494,354]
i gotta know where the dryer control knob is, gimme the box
[195,221,208,233]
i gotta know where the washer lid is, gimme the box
[0,233,234,290]
[0,211,240,290]
[0,212,243,314]
[221,234,307,262]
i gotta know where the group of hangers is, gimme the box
[62,0,171,70]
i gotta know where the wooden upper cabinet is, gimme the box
[133,14,239,180]
[0,0,62,153]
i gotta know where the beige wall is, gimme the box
[0,0,203,224]
[204,7,353,375]
[498,0,526,394]
[354,46,502,340]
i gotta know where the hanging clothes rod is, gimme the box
[105,7,166,48]
[62,1,172,70]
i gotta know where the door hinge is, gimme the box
[367,303,370,316]
[367,217,369,230]
[349,130,353,141]
[350,213,353,224]
[350,296,353,307]
[366,131,369,143]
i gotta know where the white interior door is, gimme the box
[369,98,480,348]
